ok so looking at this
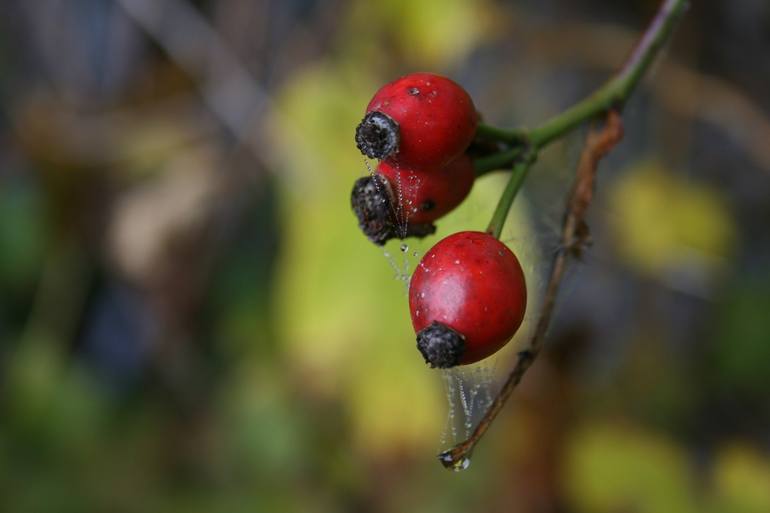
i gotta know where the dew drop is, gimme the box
[454,457,471,471]
[438,451,471,472]
[363,156,375,176]
[457,378,472,437]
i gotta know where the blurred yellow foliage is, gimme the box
[272,63,442,454]
[712,443,770,513]
[566,423,770,513]
[565,421,698,513]
[346,0,491,68]
[608,161,735,284]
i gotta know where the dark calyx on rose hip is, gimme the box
[351,154,475,245]
[350,174,436,245]
[416,321,466,368]
[355,111,400,161]
[356,73,478,168]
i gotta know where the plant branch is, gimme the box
[491,4,770,173]
[439,0,685,470]
[478,0,684,243]
[475,123,529,145]
[475,0,686,152]
[473,147,524,177]
[529,0,685,148]
[440,110,624,470]
[486,150,537,238]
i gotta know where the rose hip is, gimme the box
[409,231,527,367]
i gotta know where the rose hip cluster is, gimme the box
[352,73,477,245]
[351,73,527,368]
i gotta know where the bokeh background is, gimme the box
[1,1,769,512]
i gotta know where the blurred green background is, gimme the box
[1,1,769,512]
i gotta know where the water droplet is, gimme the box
[455,457,471,471]
[400,243,409,253]
[363,156,375,176]
[458,378,472,437]
[438,451,471,472]
[455,259,460,264]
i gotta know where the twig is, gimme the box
[440,111,624,470]
[507,6,770,173]
[439,0,685,470]
[525,0,685,149]
[473,0,686,180]
[481,0,685,240]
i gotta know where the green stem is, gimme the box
[531,0,684,147]
[483,0,686,230]
[478,0,686,151]
[475,123,528,145]
[486,151,536,238]
[473,147,523,177]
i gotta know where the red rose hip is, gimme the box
[409,231,527,368]
[378,154,475,225]
[355,73,478,168]
[351,154,475,245]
